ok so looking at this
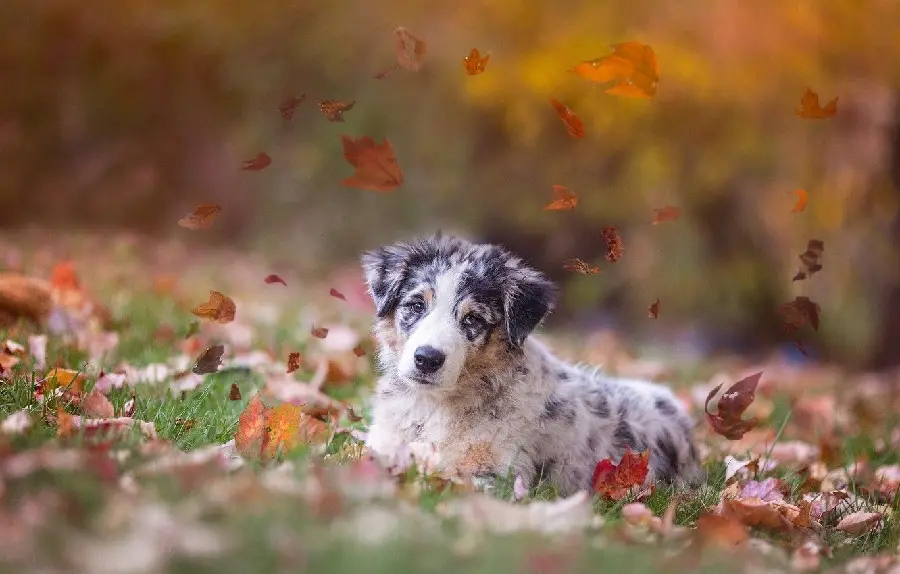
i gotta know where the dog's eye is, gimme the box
[461,313,484,330]
[406,300,425,314]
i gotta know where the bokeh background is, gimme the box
[2,0,899,369]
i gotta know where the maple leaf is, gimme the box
[570,42,660,98]
[192,344,225,375]
[651,206,681,225]
[392,26,427,71]
[264,274,287,286]
[242,153,271,171]
[352,345,366,358]
[792,239,824,281]
[704,371,762,440]
[329,288,347,301]
[562,258,600,275]
[777,296,821,333]
[234,395,268,461]
[602,226,624,262]
[229,383,242,401]
[339,135,404,192]
[177,204,221,230]
[648,299,660,319]
[592,448,650,499]
[279,94,306,120]
[463,48,490,75]
[265,403,327,458]
[549,98,586,139]
[311,326,329,339]
[319,100,356,122]
[791,189,808,213]
[82,389,114,418]
[543,185,578,211]
[796,88,838,119]
[286,352,301,374]
[191,290,236,324]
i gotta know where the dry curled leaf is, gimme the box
[836,511,882,537]
[286,352,301,374]
[192,345,225,375]
[191,291,236,324]
[792,239,824,281]
[570,42,659,98]
[264,274,287,286]
[543,185,578,211]
[562,258,600,275]
[392,26,427,71]
[651,206,681,225]
[777,296,821,333]
[229,383,242,401]
[82,389,114,419]
[242,152,271,171]
[339,135,404,192]
[463,48,490,75]
[648,299,660,319]
[704,371,762,440]
[549,98,586,139]
[796,88,838,119]
[311,326,329,339]
[318,100,356,123]
[177,204,221,230]
[791,189,808,213]
[592,448,650,500]
[602,226,624,262]
[329,288,346,301]
[723,497,794,532]
[279,94,305,120]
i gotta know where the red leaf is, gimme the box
[339,135,404,192]
[704,371,762,440]
[279,95,306,120]
[264,274,287,286]
[329,288,347,301]
[242,153,272,171]
[592,448,650,500]
[549,98,586,139]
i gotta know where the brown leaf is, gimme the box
[329,288,347,301]
[792,239,824,281]
[570,42,660,98]
[311,326,329,339]
[651,206,681,225]
[549,98,586,139]
[192,344,225,375]
[796,88,838,119]
[695,513,749,550]
[82,389,114,419]
[346,405,364,422]
[592,448,650,500]
[318,100,356,123]
[835,511,882,536]
[177,204,222,230]
[175,417,195,431]
[352,345,366,358]
[286,352,301,374]
[264,274,287,286]
[562,258,601,275]
[463,48,490,75]
[392,26,427,71]
[543,185,578,211]
[723,497,794,532]
[191,291,236,324]
[242,152,272,171]
[602,226,624,262]
[279,94,306,120]
[704,371,762,440]
[229,383,242,401]
[777,296,821,333]
[339,135,404,192]
[791,189,808,213]
[648,299,660,319]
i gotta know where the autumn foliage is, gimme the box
[592,448,650,499]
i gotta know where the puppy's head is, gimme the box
[361,233,556,392]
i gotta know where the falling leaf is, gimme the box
[82,389,114,419]
[50,260,80,291]
[651,206,681,225]
[339,135,404,192]
[191,291,236,324]
[796,88,838,119]
[286,352,301,374]
[836,511,882,536]
[318,100,356,123]
[229,383,242,401]
[602,226,624,262]
[592,448,650,500]
[242,153,272,171]
[177,204,221,230]
[329,288,347,301]
[543,185,578,211]
[562,258,601,275]
[792,239,824,281]
[777,296,821,333]
[311,326,329,339]
[264,274,287,286]
[463,48,490,75]
[279,94,306,120]
[192,345,225,375]
[791,189,808,213]
[570,42,660,98]
[549,98,586,139]
[352,345,366,358]
[648,299,660,319]
[392,26,427,71]
[704,371,762,440]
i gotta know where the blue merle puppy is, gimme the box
[362,233,703,496]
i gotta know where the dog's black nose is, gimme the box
[413,346,445,374]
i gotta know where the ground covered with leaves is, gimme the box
[1,234,899,574]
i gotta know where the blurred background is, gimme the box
[2,0,899,370]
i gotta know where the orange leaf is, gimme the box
[695,513,749,550]
[50,260,80,291]
[318,100,356,123]
[651,206,681,225]
[790,189,808,213]
[45,368,87,394]
[602,226,624,262]
[463,48,490,75]
[704,371,762,440]
[265,403,327,458]
[279,95,305,120]
[286,352,301,374]
[191,290,236,324]
[723,498,794,532]
[796,88,838,119]
[549,98,586,139]
[264,274,287,286]
[592,448,650,500]
[242,152,271,171]
[82,389,114,419]
[234,395,269,461]
[392,27,427,71]
[543,185,578,211]
[562,258,600,275]
[648,299,660,319]
[311,326,329,339]
[229,383,242,401]
[177,204,221,230]
[339,135,404,192]
[570,42,659,98]
[329,288,347,301]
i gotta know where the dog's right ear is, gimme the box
[361,243,409,317]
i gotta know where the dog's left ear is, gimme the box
[361,243,410,317]
[503,267,557,347]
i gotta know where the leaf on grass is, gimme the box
[352,345,366,357]
[279,94,306,120]
[592,448,650,500]
[191,291,236,324]
[177,204,221,230]
[329,288,347,301]
[651,206,681,225]
[777,296,821,333]
[229,383,242,401]
[602,226,624,262]
[319,100,356,122]
[346,405,364,422]
[339,135,404,192]
[543,185,578,211]
[704,371,762,440]
[175,417,195,431]
[82,389,114,419]
[264,274,287,286]
[791,189,808,213]
[192,345,225,375]
[265,403,327,458]
[723,497,794,532]
[463,48,490,75]
[45,368,87,394]
[796,88,838,119]
[122,391,136,417]
[286,352,302,374]
[242,152,272,171]
[695,513,749,550]
[648,299,660,319]
[562,258,600,275]
[549,98,586,139]
[570,42,660,98]
[234,395,268,461]
[836,511,882,536]
[392,26,427,71]
[311,326,329,339]
[792,239,824,281]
